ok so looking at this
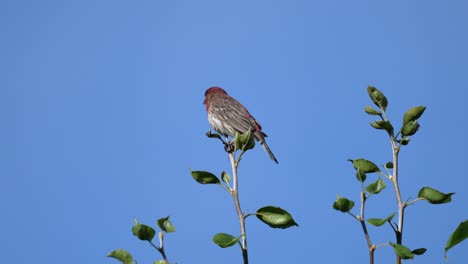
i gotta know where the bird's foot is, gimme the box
[224,141,234,153]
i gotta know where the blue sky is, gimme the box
[2,0,467,263]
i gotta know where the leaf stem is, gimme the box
[406,197,424,206]
[378,171,391,180]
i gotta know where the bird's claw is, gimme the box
[224,141,234,153]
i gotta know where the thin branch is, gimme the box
[383,166,391,175]
[358,191,373,251]
[390,134,405,264]
[369,245,375,264]
[347,211,359,221]
[228,151,249,264]
[392,145,405,239]
[380,106,406,264]
[388,221,398,234]
[378,171,391,180]
[217,183,232,193]
[149,238,169,264]
[357,190,375,264]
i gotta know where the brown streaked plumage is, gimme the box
[203,86,278,163]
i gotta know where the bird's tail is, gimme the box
[260,141,278,164]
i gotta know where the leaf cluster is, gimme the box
[108,217,176,264]
[365,86,426,146]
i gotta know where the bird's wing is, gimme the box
[216,97,267,138]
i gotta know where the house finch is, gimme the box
[203,86,278,164]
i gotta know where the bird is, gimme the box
[203,86,278,164]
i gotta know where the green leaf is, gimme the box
[445,220,468,255]
[401,120,420,136]
[154,260,166,264]
[190,170,220,184]
[385,162,393,169]
[369,122,381,130]
[403,106,426,126]
[348,158,380,173]
[132,218,156,242]
[107,249,134,264]
[412,248,427,256]
[212,233,240,248]
[367,86,388,111]
[365,177,386,194]
[391,243,414,259]
[206,130,223,140]
[234,129,255,151]
[367,212,396,227]
[333,196,355,213]
[369,120,393,135]
[418,187,455,204]
[356,168,366,182]
[364,106,381,115]
[157,216,175,233]
[221,171,231,184]
[256,206,299,229]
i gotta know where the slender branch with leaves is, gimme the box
[108,217,176,264]
[333,86,455,264]
[191,129,298,264]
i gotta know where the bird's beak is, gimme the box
[203,97,206,104]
